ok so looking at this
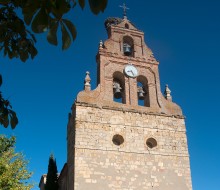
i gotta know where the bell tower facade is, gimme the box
[66,16,192,190]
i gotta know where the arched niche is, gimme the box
[113,71,126,104]
[123,36,134,57]
[137,75,150,107]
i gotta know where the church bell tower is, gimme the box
[66,14,192,190]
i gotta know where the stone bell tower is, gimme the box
[66,15,192,190]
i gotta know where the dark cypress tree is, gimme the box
[45,154,59,190]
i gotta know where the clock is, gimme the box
[124,64,138,78]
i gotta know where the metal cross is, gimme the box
[119,3,129,17]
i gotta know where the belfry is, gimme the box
[40,9,192,190]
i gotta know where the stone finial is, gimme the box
[84,71,91,91]
[164,84,172,102]
[99,40,103,49]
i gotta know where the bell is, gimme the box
[114,86,122,99]
[113,82,122,99]
[138,91,145,100]
[123,44,131,56]
[138,86,145,100]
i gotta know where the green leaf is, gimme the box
[61,22,71,50]
[62,19,77,41]
[99,0,108,12]
[60,0,71,14]
[19,51,29,62]
[89,0,108,15]
[3,113,9,128]
[31,8,49,33]
[9,111,18,129]
[22,1,40,25]
[78,0,85,9]
[13,18,25,33]
[47,21,59,46]
[52,0,71,19]
[28,44,38,59]
[23,9,38,25]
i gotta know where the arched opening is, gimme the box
[113,72,126,104]
[125,23,129,29]
[137,75,150,107]
[123,36,134,57]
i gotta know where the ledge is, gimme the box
[75,101,185,119]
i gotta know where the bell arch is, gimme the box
[137,75,150,107]
[123,36,134,57]
[113,71,126,104]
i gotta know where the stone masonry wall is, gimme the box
[68,104,192,190]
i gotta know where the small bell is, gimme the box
[113,82,122,99]
[138,86,145,100]
[123,43,131,56]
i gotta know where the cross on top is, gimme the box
[119,3,129,18]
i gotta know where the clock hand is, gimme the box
[127,70,134,76]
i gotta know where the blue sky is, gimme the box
[1,0,220,189]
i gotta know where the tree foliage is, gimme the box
[0,74,18,129]
[0,0,108,62]
[0,135,33,190]
[0,0,107,128]
[45,154,59,190]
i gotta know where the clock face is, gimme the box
[124,65,138,78]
